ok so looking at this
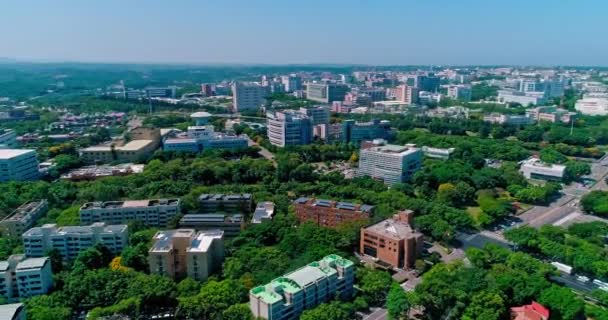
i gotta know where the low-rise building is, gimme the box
[421,146,455,160]
[80,139,158,164]
[80,198,181,227]
[357,142,422,185]
[0,255,53,300]
[0,303,26,320]
[163,125,248,153]
[497,90,546,106]
[575,97,608,116]
[425,106,470,119]
[519,158,566,181]
[179,214,244,237]
[0,129,17,148]
[483,113,535,125]
[510,301,550,320]
[23,223,128,260]
[0,149,39,182]
[252,202,275,224]
[249,254,354,320]
[0,200,48,238]
[446,85,472,101]
[198,194,253,213]
[525,106,576,123]
[60,163,145,181]
[148,229,224,281]
[360,210,423,270]
[293,197,373,228]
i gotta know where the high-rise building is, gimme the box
[0,255,53,300]
[341,119,392,144]
[0,129,17,148]
[357,142,422,185]
[232,82,268,111]
[360,210,423,269]
[293,197,374,228]
[250,254,355,320]
[281,74,302,92]
[0,200,48,238]
[267,110,312,147]
[148,229,224,281]
[0,149,39,182]
[201,84,215,97]
[23,223,128,260]
[79,199,181,227]
[299,106,330,126]
[306,83,348,103]
[393,85,419,105]
[417,74,440,92]
[446,85,472,101]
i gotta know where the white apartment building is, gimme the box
[232,82,268,111]
[250,254,354,320]
[23,223,128,260]
[266,111,312,147]
[357,143,422,185]
[0,129,17,148]
[79,199,181,227]
[148,229,224,281]
[281,74,302,92]
[519,158,566,181]
[575,97,608,116]
[0,255,52,300]
[0,149,39,182]
[0,200,48,238]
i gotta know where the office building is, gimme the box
[281,74,302,92]
[306,83,348,103]
[418,74,440,92]
[360,210,423,269]
[519,158,565,181]
[299,106,330,126]
[0,255,53,300]
[267,110,313,147]
[163,125,248,153]
[393,85,419,105]
[80,198,181,227]
[293,198,374,228]
[0,303,26,320]
[357,142,422,185]
[198,194,253,213]
[201,84,215,97]
[249,254,355,320]
[483,113,535,125]
[252,202,275,224]
[23,223,128,260]
[446,85,472,101]
[358,88,387,102]
[148,229,224,281]
[232,82,268,111]
[0,200,48,238]
[510,301,550,320]
[575,97,608,116]
[0,129,17,148]
[421,146,455,160]
[145,87,177,98]
[525,106,575,123]
[341,119,392,145]
[179,214,244,237]
[497,90,546,106]
[0,149,39,182]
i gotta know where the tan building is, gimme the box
[392,85,418,105]
[80,127,160,164]
[360,210,423,269]
[148,229,224,281]
[0,200,48,238]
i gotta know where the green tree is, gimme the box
[538,285,584,320]
[387,282,410,320]
[300,301,354,320]
[357,269,393,307]
[222,303,254,320]
[461,291,505,320]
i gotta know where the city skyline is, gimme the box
[2,0,608,66]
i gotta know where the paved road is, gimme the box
[246,137,276,164]
[516,194,576,228]
[551,274,596,293]
[456,232,512,250]
[363,308,388,320]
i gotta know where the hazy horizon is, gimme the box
[2,0,608,66]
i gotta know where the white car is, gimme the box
[576,275,590,283]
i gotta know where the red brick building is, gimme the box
[360,210,423,269]
[510,302,550,320]
[293,197,374,228]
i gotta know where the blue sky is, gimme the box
[1,0,607,65]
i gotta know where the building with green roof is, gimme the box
[249,254,354,320]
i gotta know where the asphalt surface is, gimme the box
[363,308,388,320]
[455,232,512,250]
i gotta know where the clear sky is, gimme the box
[2,0,607,66]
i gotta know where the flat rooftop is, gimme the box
[119,140,154,151]
[16,257,48,270]
[0,149,35,159]
[150,229,223,253]
[80,198,180,210]
[365,217,421,240]
[364,144,420,155]
[1,200,46,222]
